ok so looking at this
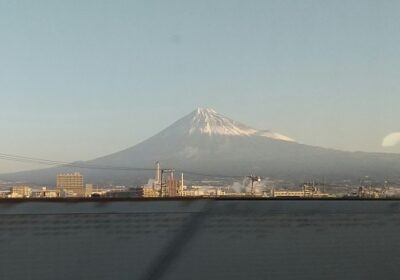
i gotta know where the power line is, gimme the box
[0,153,154,171]
[0,152,246,179]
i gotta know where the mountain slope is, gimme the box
[2,108,400,185]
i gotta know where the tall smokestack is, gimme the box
[181,173,184,195]
[155,162,160,183]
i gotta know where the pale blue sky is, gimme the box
[1,0,400,172]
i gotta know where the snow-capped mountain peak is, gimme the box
[189,108,257,136]
[184,108,295,142]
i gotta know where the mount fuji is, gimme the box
[173,108,295,142]
[3,108,400,185]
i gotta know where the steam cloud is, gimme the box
[382,133,400,147]
[231,182,248,193]
[230,178,267,193]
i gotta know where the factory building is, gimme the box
[166,176,179,197]
[143,186,160,197]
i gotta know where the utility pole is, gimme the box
[247,175,261,196]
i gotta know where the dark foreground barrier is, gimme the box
[1,199,400,280]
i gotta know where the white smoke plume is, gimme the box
[146,179,156,187]
[382,133,400,147]
[231,182,248,193]
[230,178,267,193]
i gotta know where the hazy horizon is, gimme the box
[2,1,400,173]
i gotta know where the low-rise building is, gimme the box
[31,188,59,198]
[104,187,148,198]
[85,184,93,197]
[10,186,32,198]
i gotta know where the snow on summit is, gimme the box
[189,108,257,136]
[184,108,295,142]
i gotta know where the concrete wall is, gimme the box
[1,200,400,280]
